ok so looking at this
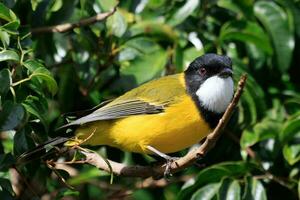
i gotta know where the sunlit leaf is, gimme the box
[240,119,280,149]
[0,3,17,22]
[243,176,267,200]
[167,0,200,26]
[0,50,19,62]
[191,183,220,200]
[106,9,127,37]
[218,178,241,200]
[178,161,256,200]
[0,30,10,47]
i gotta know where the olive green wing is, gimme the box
[60,74,186,128]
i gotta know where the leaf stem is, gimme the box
[12,77,31,87]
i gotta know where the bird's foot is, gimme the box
[163,155,179,178]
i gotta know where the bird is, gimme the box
[18,53,234,170]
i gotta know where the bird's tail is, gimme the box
[16,137,70,165]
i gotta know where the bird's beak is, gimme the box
[219,67,233,78]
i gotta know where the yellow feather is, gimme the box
[74,73,212,154]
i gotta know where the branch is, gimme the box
[81,75,248,178]
[31,7,117,34]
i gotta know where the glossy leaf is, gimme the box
[283,141,300,165]
[220,21,272,54]
[1,21,20,35]
[254,1,294,71]
[240,119,280,149]
[0,50,19,62]
[191,183,220,200]
[22,95,48,128]
[178,161,255,200]
[218,0,254,19]
[0,3,17,22]
[243,177,267,200]
[167,0,200,26]
[24,60,58,95]
[218,178,241,200]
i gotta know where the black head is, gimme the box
[184,53,233,94]
[184,53,234,128]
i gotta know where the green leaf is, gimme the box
[123,37,161,54]
[14,128,35,156]
[30,0,43,11]
[0,177,14,196]
[178,161,256,200]
[283,141,300,165]
[31,67,58,95]
[240,119,280,149]
[0,3,17,22]
[219,21,273,54]
[0,69,11,96]
[243,177,267,200]
[22,95,48,128]
[96,0,118,12]
[280,115,300,143]
[106,9,127,37]
[218,0,254,19]
[167,0,200,26]
[0,30,9,47]
[55,189,79,199]
[1,20,20,35]
[23,59,44,73]
[24,60,58,95]
[218,178,241,200]
[254,1,294,72]
[191,183,220,200]
[130,21,178,42]
[0,50,19,62]
[115,48,167,91]
[0,101,25,131]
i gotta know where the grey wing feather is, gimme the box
[60,99,167,128]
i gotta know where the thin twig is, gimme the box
[31,7,117,34]
[80,75,248,178]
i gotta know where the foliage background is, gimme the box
[0,0,300,199]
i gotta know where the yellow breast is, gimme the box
[75,74,212,154]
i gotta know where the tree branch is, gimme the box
[31,7,117,34]
[81,75,248,178]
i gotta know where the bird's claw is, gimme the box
[163,156,179,178]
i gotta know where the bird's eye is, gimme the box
[199,68,206,76]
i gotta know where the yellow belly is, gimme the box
[75,96,212,154]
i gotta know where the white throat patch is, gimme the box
[196,76,234,113]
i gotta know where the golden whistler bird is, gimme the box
[18,53,234,166]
